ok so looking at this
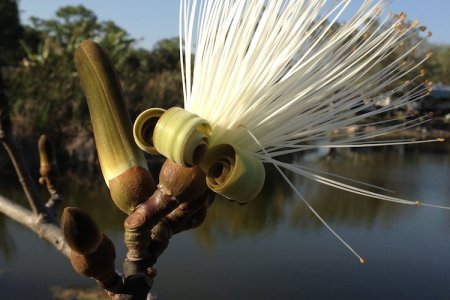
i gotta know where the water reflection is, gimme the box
[0,214,16,260]
[195,166,288,249]
[195,151,397,247]
[59,175,126,233]
[193,142,449,249]
[1,143,449,254]
[0,143,449,299]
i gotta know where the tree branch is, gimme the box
[0,69,54,222]
[0,194,70,257]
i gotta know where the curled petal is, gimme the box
[201,144,265,203]
[153,107,212,167]
[133,108,166,155]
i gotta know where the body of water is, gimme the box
[0,143,449,299]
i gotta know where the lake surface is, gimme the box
[0,143,449,300]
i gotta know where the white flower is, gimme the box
[175,0,447,262]
[181,0,431,149]
[178,0,442,201]
[132,0,448,262]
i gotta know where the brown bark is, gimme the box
[0,194,70,257]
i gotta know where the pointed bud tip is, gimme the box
[61,207,102,255]
[75,39,102,62]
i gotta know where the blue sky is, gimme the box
[19,0,450,49]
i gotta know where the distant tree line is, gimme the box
[1,1,183,166]
[1,0,449,165]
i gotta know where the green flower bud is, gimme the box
[74,40,155,214]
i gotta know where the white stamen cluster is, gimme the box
[180,0,432,153]
[178,0,446,261]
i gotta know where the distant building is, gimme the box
[375,95,391,108]
[421,83,450,115]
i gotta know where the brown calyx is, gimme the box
[109,166,156,215]
[123,160,211,264]
[124,160,208,231]
[123,189,176,262]
[158,160,208,202]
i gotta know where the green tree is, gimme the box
[424,45,450,84]
[148,38,181,73]
[4,4,185,166]
[121,38,183,118]
[5,5,135,135]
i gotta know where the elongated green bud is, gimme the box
[38,135,57,178]
[74,40,147,185]
[201,144,265,203]
[38,135,62,208]
[75,40,155,214]
[134,107,212,167]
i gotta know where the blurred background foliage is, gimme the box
[1,1,183,167]
[0,0,449,168]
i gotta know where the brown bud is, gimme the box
[61,207,102,255]
[69,234,123,293]
[69,234,115,277]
